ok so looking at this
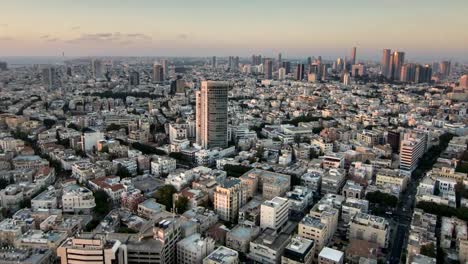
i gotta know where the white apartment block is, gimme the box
[260,197,290,231]
[399,132,427,175]
[177,233,215,264]
[61,184,96,213]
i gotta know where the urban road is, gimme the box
[387,142,448,263]
[388,181,416,264]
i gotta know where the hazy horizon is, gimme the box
[1,0,467,61]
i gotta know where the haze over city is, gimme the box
[0,1,467,264]
[1,0,468,61]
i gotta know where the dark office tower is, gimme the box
[387,131,400,153]
[129,71,140,86]
[415,64,432,83]
[42,66,57,90]
[228,56,233,70]
[307,57,312,65]
[309,63,320,79]
[0,62,7,71]
[282,61,291,74]
[317,56,322,64]
[91,59,103,79]
[277,53,282,68]
[212,56,217,68]
[381,49,392,79]
[351,47,357,65]
[400,64,416,82]
[439,61,451,78]
[66,67,72,77]
[295,64,305,80]
[391,51,405,80]
[233,56,239,71]
[432,62,439,74]
[152,64,164,83]
[264,59,273,79]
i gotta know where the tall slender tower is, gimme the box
[161,59,168,76]
[277,53,282,69]
[381,49,392,79]
[295,64,305,80]
[91,59,103,79]
[196,81,229,149]
[264,59,273,79]
[42,66,57,90]
[351,47,357,65]
[391,51,405,81]
[212,56,217,68]
[152,64,164,83]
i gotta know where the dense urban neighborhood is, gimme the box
[0,52,467,264]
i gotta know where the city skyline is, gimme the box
[1,0,467,61]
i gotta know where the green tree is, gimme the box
[94,190,112,217]
[223,164,251,177]
[175,196,190,214]
[116,165,132,178]
[43,119,57,129]
[154,185,177,210]
[366,191,398,207]
[0,179,9,189]
[420,243,436,258]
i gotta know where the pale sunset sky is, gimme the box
[0,0,467,61]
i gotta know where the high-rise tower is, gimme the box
[264,59,273,79]
[152,64,164,83]
[381,49,392,79]
[351,47,357,65]
[196,81,229,149]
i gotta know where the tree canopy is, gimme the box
[154,185,177,210]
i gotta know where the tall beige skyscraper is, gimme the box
[196,81,229,149]
[351,47,357,65]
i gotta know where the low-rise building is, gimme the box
[226,223,261,254]
[261,197,290,231]
[203,246,239,264]
[281,236,315,264]
[318,247,344,264]
[31,187,57,210]
[349,213,389,248]
[61,184,96,213]
[248,228,291,264]
[177,233,215,264]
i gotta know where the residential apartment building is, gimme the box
[260,197,290,231]
[349,213,390,248]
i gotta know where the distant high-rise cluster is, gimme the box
[400,64,432,83]
[252,54,262,66]
[381,49,432,83]
[196,81,229,149]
